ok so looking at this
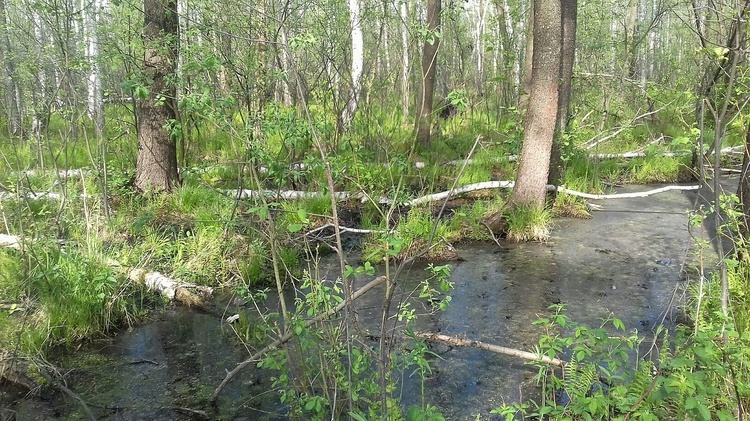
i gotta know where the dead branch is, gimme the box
[211,275,388,404]
[417,333,565,367]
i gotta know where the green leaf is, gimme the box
[349,412,368,421]
[612,317,625,330]
[288,223,303,233]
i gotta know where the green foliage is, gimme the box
[505,204,552,242]
[626,155,687,184]
[0,244,141,352]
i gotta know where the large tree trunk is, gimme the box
[135,0,181,193]
[415,0,441,146]
[548,0,578,187]
[509,0,561,207]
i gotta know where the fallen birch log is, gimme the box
[417,333,565,367]
[403,181,700,206]
[589,151,688,159]
[124,268,213,308]
[212,274,388,403]
[555,184,700,200]
[0,234,21,249]
[228,189,353,201]
[0,239,212,307]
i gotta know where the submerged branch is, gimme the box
[417,332,565,367]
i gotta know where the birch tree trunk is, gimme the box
[84,0,104,139]
[0,0,21,137]
[401,0,410,118]
[340,0,363,130]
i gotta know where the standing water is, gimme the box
[3,185,701,419]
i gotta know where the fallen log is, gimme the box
[403,181,700,206]
[417,333,565,367]
[124,267,213,309]
[555,184,700,200]
[0,234,20,249]
[0,239,212,307]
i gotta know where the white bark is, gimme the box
[280,27,293,105]
[0,234,20,249]
[400,0,410,118]
[84,0,104,137]
[341,0,363,129]
[419,333,565,367]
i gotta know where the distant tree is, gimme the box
[339,0,363,130]
[135,0,180,192]
[0,0,21,137]
[508,0,561,207]
[415,0,441,146]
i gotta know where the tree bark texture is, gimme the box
[549,0,578,187]
[416,0,441,146]
[510,0,561,207]
[135,0,180,192]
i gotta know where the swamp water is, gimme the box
[2,185,707,420]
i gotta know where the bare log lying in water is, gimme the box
[417,333,565,367]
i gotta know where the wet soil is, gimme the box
[2,184,707,420]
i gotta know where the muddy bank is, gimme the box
[2,184,703,420]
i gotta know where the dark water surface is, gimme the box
[3,185,702,420]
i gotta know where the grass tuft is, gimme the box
[505,204,552,242]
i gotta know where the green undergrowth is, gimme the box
[505,204,553,242]
[494,302,747,420]
[0,243,147,354]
